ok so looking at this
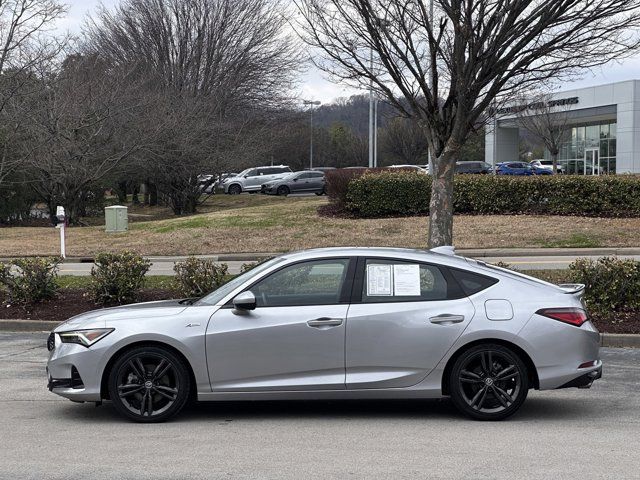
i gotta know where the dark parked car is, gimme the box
[261,170,326,196]
[455,161,492,174]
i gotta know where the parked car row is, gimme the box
[204,159,561,198]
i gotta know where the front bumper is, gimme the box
[46,334,105,402]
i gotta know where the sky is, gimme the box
[63,0,640,105]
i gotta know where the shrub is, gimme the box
[569,257,640,316]
[325,168,387,212]
[0,257,61,305]
[173,257,229,298]
[91,251,151,305]
[340,172,640,218]
[346,171,431,217]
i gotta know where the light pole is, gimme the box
[369,49,374,168]
[303,100,321,170]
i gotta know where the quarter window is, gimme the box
[250,259,349,307]
[362,259,448,303]
[449,268,498,295]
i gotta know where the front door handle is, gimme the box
[429,314,465,324]
[307,318,343,328]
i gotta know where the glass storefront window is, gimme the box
[551,121,616,175]
[586,125,599,148]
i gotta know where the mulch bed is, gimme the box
[1,289,639,334]
[0,289,175,322]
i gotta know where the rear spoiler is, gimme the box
[557,283,586,295]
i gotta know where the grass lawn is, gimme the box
[1,194,639,256]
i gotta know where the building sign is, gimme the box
[494,96,579,115]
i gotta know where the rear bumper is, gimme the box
[557,363,602,389]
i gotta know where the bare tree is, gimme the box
[296,0,640,246]
[379,117,428,166]
[83,0,302,214]
[18,54,143,223]
[514,95,574,174]
[0,0,66,187]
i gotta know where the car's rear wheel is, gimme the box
[449,344,528,421]
[108,346,190,423]
[228,184,241,195]
[315,186,326,196]
[277,185,290,196]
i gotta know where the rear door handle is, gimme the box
[429,314,465,324]
[307,318,343,328]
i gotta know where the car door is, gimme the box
[206,258,354,391]
[307,172,325,192]
[345,258,476,389]
[242,169,263,190]
[289,172,307,192]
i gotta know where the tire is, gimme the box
[448,343,528,421]
[108,346,191,423]
[277,185,290,196]
[228,184,242,195]
[315,186,326,196]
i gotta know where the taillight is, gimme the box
[536,308,588,327]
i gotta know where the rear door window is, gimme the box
[361,259,449,303]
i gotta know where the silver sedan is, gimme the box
[46,247,602,422]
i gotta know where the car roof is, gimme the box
[278,246,472,268]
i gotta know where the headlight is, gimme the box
[58,328,114,348]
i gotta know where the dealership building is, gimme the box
[485,80,640,174]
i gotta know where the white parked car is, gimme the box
[388,165,429,174]
[222,166,293,194]
[530,159,564,174]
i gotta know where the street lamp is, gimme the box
[303,99,321,170]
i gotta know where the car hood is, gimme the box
[54,299,189,332]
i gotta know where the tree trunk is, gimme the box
[428,147,457,248]
[148,182,158,206]
[132,183,140,204]
[551,152,559,175]
[116,180,128,203]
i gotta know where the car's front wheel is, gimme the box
[227,184,242,195]
[108,346,190,423]
[449,344,528,421]
[277,185,290,196]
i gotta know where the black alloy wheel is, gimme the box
[109,346,190,423]
[228,184,242,195]
[277,185,290,196]
[449,344,528,421]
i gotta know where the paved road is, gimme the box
[57,254,640,276]
[1,333,639,480]
[59,260,248,276]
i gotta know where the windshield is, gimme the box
[237,168,251,177]
[195,257,285,306]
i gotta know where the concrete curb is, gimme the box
[1,319,639,348]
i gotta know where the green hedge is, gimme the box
[569,257,640,316]
[343,172,640,217]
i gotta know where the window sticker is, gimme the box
[393,264,421,296]
[367,264,392,296]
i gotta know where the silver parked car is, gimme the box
[261,171,326,196]
[47,247,601,423]
[222,166,293,194]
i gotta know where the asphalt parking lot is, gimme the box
[1,332,639,480]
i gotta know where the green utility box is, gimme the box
[105,205,128,233]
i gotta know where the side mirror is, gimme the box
[233,291,256,310]
[293,178,298,182]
